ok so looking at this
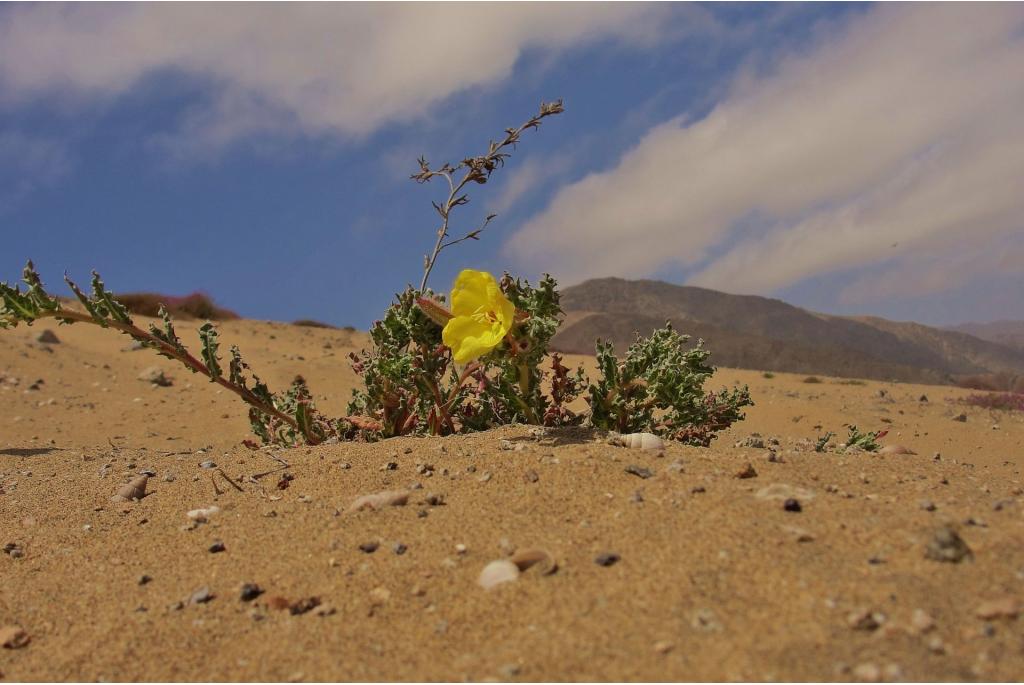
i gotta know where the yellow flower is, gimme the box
[442,269,515,364]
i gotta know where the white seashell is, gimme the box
[111,475,148,502]
[615,432,664,450]
[477,560,520,590]
[510,548,557,575]
[347,489,410,513]
[186,505,220,522]
[878,444,915,455]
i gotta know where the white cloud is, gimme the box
[505,4,1024,304]
[0,3,674,151]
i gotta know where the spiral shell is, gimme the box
[111,475,148,502]
[614,432,664,451]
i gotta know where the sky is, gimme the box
[2,2,1022,329]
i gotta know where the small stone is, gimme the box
[975,597,1020,620]
[313,603,336,617]
[111,475,148,502]
[393,542,408,555]
[594,552,620,567]
[783,498,802,512]
[925,526,973,563]
[735,463,758,479]
[423,493,445,506]
[359,541,379,554]
[926,636,945,654]
[239,583,264,602]
[347,489,409,513]
[289,597,321,615]
[911,609,935,634]
[919,394,928,402]
[523,469,539,483]
[186,505,220,522]
[138,574,152,586]
[625,465,653,479]
[782,525,815,543]
[478,560,520,589]
[919,500,936,512]
[848,608,885,631]
[369,587,391,606]
[952,413,967,422]
[380,461,398,471]
[852,662,881,682]
[188,586,213,605]
[455,543,468,555]
[0,625,30,649]
[208,541,226,554]
[138,366,172,387]
[35,329,60,344]
[478,471,492,483]
[653,640,675,654]
[199,460,217,469]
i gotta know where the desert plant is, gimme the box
[843,425,887,452]
[803,376,822,384]
[962,392,1024,412]
[814,431,835,452]
[2,100,753,448]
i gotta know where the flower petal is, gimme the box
[450,269,498,317]
[443,315,504,364]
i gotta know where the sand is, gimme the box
[1,317,1023,681]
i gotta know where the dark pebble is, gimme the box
[625,465,653,479]
[595,552,621,567]
[138,574,152,585]
[289,597,321,616]
[783,498,802,512]
[925,525,973,563]
[393,542,408,555]
[239,583,264,602]
[359,541,379,554]
[208,541,226,553]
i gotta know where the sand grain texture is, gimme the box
[2,318,1023,681]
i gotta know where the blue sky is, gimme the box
[2,3,1022,329]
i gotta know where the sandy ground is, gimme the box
[1,317,1023,682]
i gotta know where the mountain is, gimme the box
[551,278,1024,389]
[946,320,1024,352]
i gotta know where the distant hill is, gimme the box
[946,320,1024,352]
[552,278,1024,389]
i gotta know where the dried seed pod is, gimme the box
[510,548,557,575]
[878,445,915,455]
[347,489,410,513]
[477,560,520,590]
[111,475,148,502]
[614,432,664,450]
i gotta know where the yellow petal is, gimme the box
[443,315,505,364]
[450,269,498,317]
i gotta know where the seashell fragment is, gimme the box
[878,444,916,455]
[347,489,410,513]
[0,624,30,649]
[111,475,148,502]
[186,505,220,522]
[613,432,664,450]
[510,548,557,576]
[477,560,520,590]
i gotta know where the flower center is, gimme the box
[471,306,499,325]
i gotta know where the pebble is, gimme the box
[781,525,815,543]
[35,329,60,344]
[925,526,973,563]
[594,552,620,567]
[919,500,936,512]
[111,475,148,502]
[523,469,539,483]
[289,597,321,615]
[137,574,152,586]
[478,560,520,589]
[847,608,885,631]
[188,586,213,605]
[186,505,220,523]
[347,490,409,513]
[359,541,379,554]
[138,366,172,387]
[239,583,264,602]
[911,609,935,634]
[199,460,217,469]
[735,463,758,479]
[975,597,1020,620]
[851,663,880,682]
[653,640,675,654]
[208,541,226,554]
[392,542,408,555]
[0,625,30,649]
[625,465,653,479]
[783,498,802,512]
[952,413,967,422]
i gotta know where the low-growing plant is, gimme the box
[843,425,887,452]
[762,371,775,379]
[803,376,822,384]
[814,431,834,453]
[1,100,753,448]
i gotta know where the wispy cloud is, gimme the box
[505,4,1024,306]
[0,3,676,154]
[0,132,71,211]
